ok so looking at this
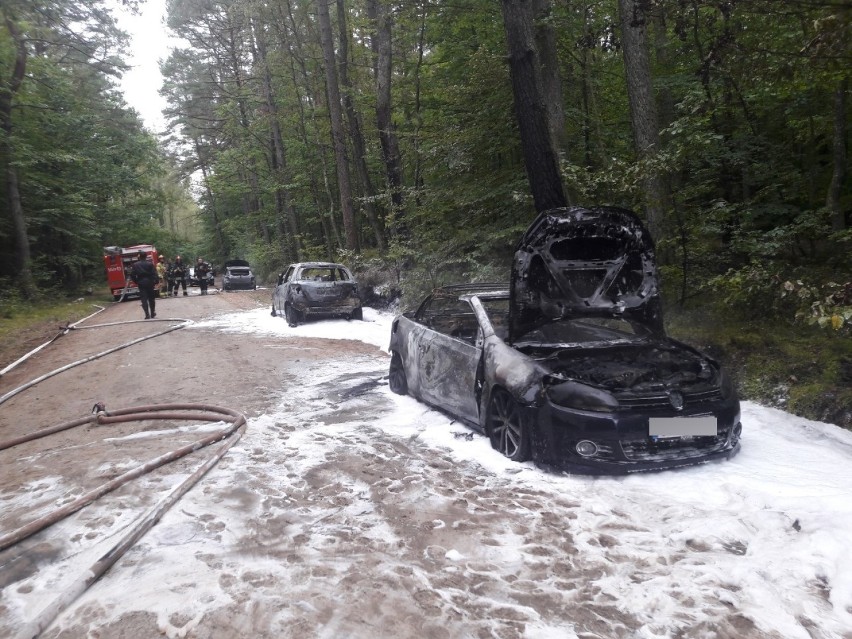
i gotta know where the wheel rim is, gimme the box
[489,392,522,458]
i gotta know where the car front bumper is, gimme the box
[528,400,742,475]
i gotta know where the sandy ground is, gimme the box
[1,289,851,639]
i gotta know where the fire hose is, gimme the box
[0,312,248,638]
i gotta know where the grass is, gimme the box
[0,288,115,367]
[666,307,852,430]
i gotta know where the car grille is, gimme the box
[615,387,722,411]
[621,427,730,462]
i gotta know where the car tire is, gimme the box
[285,303,299,327]
[271,304,277,317]
[388,352,408,395]
[487,389,530,462]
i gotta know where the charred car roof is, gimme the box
[510,206,664,342]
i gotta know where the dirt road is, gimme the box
[1,291,849,639]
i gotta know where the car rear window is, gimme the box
[299,267,350,282]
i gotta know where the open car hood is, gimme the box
[224,259,250,268]
[509,206,664,342]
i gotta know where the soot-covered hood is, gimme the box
[510,206,664,341]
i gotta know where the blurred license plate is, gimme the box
[649,416,717,438]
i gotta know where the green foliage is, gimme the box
[0,0,195,295]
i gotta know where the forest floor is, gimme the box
[1,287,851,638]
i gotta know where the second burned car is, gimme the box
[272,262,363,327]
[388,206,742,474]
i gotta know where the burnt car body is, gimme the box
[388,206,741,474]
[271,262,362,327]
[221,259,256,291]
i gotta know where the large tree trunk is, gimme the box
[500,0,567,213]
[532,0,566,156]
[827,76,848,232]
[1,14,36,298]
[618,0,665,238]
[366,0,406,238]
[317,0,359,251]
[336,0,385,249]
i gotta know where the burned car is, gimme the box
[388,206,741,474]
[221,259,256,291]
[271,262,362,327]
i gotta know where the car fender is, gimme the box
[479,336,545,431]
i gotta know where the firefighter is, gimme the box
[170,255,188,296]
[195,257,212,295]
[129,251,159,319]
[155,255,167,297]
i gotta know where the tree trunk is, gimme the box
[317,0,359,251]
[1,14,36,298]
[279,1,343,251]
[252,19,302,261]
[366,0,406,238]
[532,0,566,156]
[827,76,848,232]
[618,0,665,238]
[193,138,227,257]
[500,0,567,213]
[336,0,385,249]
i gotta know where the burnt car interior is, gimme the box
[416,286,509,344]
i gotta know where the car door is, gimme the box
[415,298,482,423]
[275,265,295,311]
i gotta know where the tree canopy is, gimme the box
[2,0,849,329]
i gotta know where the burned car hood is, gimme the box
[517,339,717,394]
[510,206,664,342]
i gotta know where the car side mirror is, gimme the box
[277,273,284,285]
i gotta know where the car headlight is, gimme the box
[545,378,618,412]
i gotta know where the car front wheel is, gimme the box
[388,352,408,395]
[487,389,530,462]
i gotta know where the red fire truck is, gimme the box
[104,244,160,301]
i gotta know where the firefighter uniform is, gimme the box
[170,256,188,296]
[130,252,159,319]
[195,258,212,295]
[156,256,167,296]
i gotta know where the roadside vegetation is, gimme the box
[1,0,849,428]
